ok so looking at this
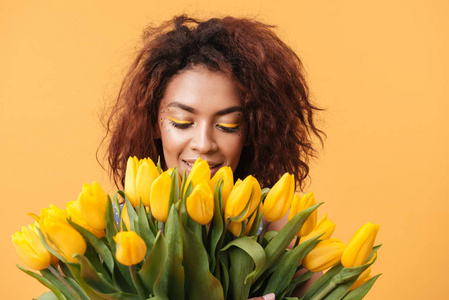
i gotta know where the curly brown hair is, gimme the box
[102,15,324,190]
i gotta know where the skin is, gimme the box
[157,65,246,178]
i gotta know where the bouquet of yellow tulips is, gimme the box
[12,157,381,300]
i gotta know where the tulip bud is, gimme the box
[288,193,317,237]
[210,166,234,209]
[224,175,256,222]
[185,158,210,192]
[125,157,160,207]
[263,173,295,222]
[66,200,104,238]
[12,223,53,270]
[39,205,86,263]
[124,156,140,207]
[149,171,172,222]
[114,231,147,266]
[350,266,372,291]
[78,182,108,231]
[136,159,160,207]
[300,214,335,244]
[186,182,214,225]
[341,222,380,267]
[303,238,346,272]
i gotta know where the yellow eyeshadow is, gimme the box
[167,116,192,124]
[217,123,241,128]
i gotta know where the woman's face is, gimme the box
[157,66,245,178]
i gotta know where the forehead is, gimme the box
[160,67,241,113]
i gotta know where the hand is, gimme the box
[248,293,275,300]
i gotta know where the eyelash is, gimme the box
[168,121,241,133]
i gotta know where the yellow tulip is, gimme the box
[149,171,172,222]
[288,192,317,237]
[224,175,256,222]
[136,159,160,207]
[341,222,380,267]
[247,176,262,218]
[124,156,139,206]
[300,214,335,244]
[210,166,234,209]
[66,201,104,238]
[125,156,159,207]
[39,205,86,263]
[186,182,214,225]
[114,231,147,266]
[303,239,346,272]
[263,173,295,222]
[78,182,108,231]
[185,158,210,192]
[12,223,53,270]
[349,266,372,291]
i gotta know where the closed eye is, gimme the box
[216,123,241,133]
[167,117,193,129]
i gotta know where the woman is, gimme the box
[103,15,324,299]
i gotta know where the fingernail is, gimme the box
[263,293,275,300]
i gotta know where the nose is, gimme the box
[190,122,218,154]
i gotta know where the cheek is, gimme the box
[220,135,245,165]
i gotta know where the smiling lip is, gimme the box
[182,159,223,177]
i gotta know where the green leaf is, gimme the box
[221,236,266,284]
[67,219,114,274]
[65,277,90,300]
[64,263,110,300]
[153,205,184,300]
[218,254,230,299]
[301,264,344,300]
[37,292,60,300]
[254,203,322,282]
[169,167,180,206]
[17,265,67,300]
[341,274,381,300]
[137,201,156,256]
[283,270,314,298]
[138,231,168,295]
[157,156,162,174]
[40,268,78,300]
[209,179,224,272]
[181,218,224,300]
[75,254,118,294]
[263,236,320,296]
[228,247,254,300]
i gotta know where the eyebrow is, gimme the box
[166,101,243,116]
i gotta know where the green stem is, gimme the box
[257,221,271,244]
[309,281,337,300]
[129,265,147,299]
[48,264,83,300]
[217,222,230,252]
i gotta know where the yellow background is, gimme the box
[1,1,448,299]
